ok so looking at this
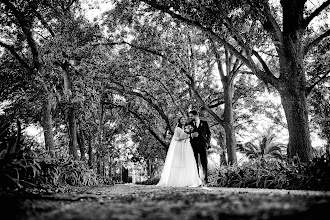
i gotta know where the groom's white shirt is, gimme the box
[195,118,200,128]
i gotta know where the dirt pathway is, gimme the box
[4,184,330,220]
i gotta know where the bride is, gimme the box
[157,116,202,187]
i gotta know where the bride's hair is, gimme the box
[177,117,184,128]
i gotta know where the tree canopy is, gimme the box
[1,0,329,177]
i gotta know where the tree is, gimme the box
[0,0,55,155]
[101,2,289,165]
[306,36,330,153]
[134,0,330,163]
[0,0,107,162]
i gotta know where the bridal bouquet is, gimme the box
[184,124,194,134]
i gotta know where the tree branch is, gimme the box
[246,0,283,47]
[2,0,40,70]
[251,50,277,83]
[230,62,244,84]
[302,0,330,28]
[261,1,283,44]
[129,109,169,151]
[147,76,182,115]
[306,71,330,95]
[185,72,224,125]
[304,29,330,55]
[101,39,224,126]
[141,0,281,88]
[107,85,172,133]
[105,102,169,151]
[209,38,226,81]
[208,99,225,108]
[32,8,55,37]
[0,41,34,73]
[141,1,252,66]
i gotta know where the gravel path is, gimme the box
[4,184,330,220]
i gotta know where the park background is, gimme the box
[1,0,330,191]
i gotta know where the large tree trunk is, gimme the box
[41,94,55,156]
[96,101,105,175]
[278,84,312,162]
[217,125,227,165]
[276,0,312,163]
[87,133,93,168]
[211,45,238,165]
[67,105,78,160]
[122,165,129,183]
[62,63,78,160]
[77,126,86,161]
[223,82,237,165]
[97,160,102,175]
[10,119,21,154]
[146,159,154,177]
[109,156,112,178]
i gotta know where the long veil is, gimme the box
[156,133,177,186]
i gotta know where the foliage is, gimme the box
[0,149,58,192]
[208,154,330,191]
[237,125,286,159]
[208,156,289,189]
[0,148,109,192]
[0,118,104,191]
[99,9,199,159]
[306,39,330,148]
[0,115,56,191]
[2,0,330,187]
[285,154,330,191]
[0,117,20,155]
[57,158,100,186]
[0,55,41,123]
[134,0,330,162]
[233,74,286,139]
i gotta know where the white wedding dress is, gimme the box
[157,126,202,187]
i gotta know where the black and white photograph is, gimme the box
[1,0,330,219]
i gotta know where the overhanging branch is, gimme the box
[0,41,34,73]
[104,102,169,151]
[107,85,172,133]
[304,29,330,55]
[2,0,40,70]
[302,0,330,28]
[306,71,330,95]
[141,0,280,88]
[32,8,55,37]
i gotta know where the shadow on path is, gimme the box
[2,184,330,220]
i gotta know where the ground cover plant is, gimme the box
[137,154,330,191]
[207,154,330,191]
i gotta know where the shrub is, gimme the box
[285,154,330,190]
[56,158,100,186]
[0,149,107,192]
[0,149,58,191]
[208,154,330,191]
[208,156,289,189]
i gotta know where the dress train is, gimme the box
[157,127,202,187]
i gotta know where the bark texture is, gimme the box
[41,95,55,156]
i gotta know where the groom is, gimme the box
[188,109,211,184]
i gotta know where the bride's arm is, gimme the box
[174,128,189,141]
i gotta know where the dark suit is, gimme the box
[188,119,211,182]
